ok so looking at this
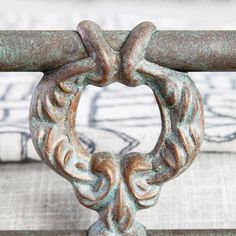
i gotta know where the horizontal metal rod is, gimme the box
[0,30,236,72]
[0,230,236,236]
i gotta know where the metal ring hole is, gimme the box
[77,82,161,155]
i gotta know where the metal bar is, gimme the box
[0,230,236,236]
[0,30,236,72]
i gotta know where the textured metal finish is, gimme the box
[29,21,204,236]
[0,30,236,72]
[1,230,236,236]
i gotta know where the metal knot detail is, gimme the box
[29,21,204,236]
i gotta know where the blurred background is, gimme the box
[0,0,236,232]
[1,0,236,30]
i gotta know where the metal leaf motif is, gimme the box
[29,21,204,236]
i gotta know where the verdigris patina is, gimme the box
[29,21,204,236]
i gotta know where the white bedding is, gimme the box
[0,0,235,162]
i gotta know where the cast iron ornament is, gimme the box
[29,21,204,236]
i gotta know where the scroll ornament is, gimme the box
[29,21,204,236]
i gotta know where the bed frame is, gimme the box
[0,21,235,236]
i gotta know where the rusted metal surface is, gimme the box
[29,21,204,236]
[0,30,236,72]
[0,230,236,236]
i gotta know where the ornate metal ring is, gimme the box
[29,21,204,236]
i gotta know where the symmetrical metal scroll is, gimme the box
[29,21,204,236]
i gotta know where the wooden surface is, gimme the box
[0,230,236,236]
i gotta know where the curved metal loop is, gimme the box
[29,21,204,236]
[121,21,156,86]
[77,20,120,86]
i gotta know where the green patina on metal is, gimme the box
[29,21,204,236]
[0,30,236,72]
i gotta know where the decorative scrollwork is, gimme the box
[29,21,204,236]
